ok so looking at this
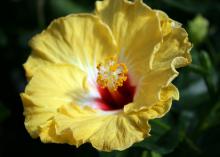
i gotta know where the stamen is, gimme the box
[97,56,128,91]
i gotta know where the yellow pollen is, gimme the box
[96,56,128,91]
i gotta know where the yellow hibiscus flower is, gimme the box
[20,0,192,152]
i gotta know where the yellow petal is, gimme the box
[96,0,162,85]
[153,11,192,70]
[155,10,181,37]
[89,113,150,151]
[125,66,178,113]
[21,94,56,138]
[39,104,150,151]
[24,14,117,78]
[140,84,179,119]
[124,9,191,113]
[38,105,100,145]
[23,53,50,79]
[21,64,88,137]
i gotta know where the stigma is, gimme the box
[97,56,128,91]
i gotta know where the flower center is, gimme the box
[95,56,135,111]
[97,56,128,91]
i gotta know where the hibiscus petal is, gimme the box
[124,9,191,113]
[139,84,179,119]
[24,14,117,79]
[20,94,56,138]
[124,64,177,111]
[21,64,88,137]
[153,10,192,70]
[96,0,163,85]
[39,104,150,151]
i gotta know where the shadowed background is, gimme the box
[0,0,220,157]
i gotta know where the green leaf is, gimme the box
[141,151,150,157]
[199,51,217,99]
[151,151,162,157]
